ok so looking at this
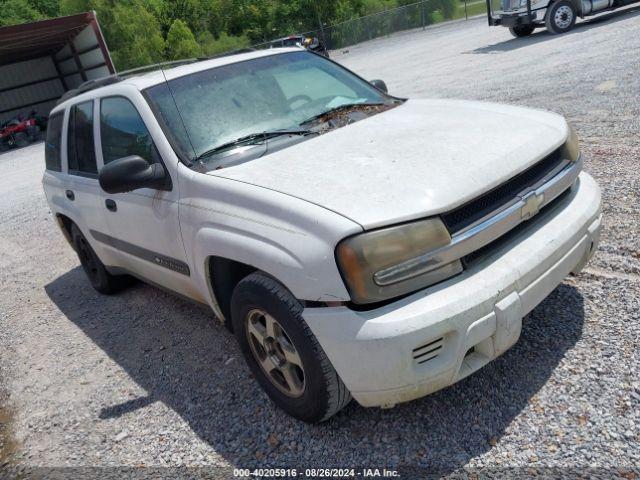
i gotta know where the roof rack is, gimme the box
[56,75,122,104]
[55,58,202,106]
[55,48,265,106]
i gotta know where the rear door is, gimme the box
[55,100,115,264]
[42,111,67,220]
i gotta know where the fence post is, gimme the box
[422,1,426,30]
[316,10,327,49]
[464,0,469,20]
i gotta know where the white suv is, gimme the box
[43,48,602,422]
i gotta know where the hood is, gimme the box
[208,99,570,229]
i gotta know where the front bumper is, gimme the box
[303,172,602,408]
[490,12,537,26]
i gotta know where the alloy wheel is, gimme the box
[245,308,306,398]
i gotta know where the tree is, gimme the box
[27,0,60,17]
[166,19,201,60]
[107,2,166,70]
[198,31,250,57]
[0,0,43,26]
[0,0,459,71]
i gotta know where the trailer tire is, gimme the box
[27,125,40,141]
[13,132,29,148]
[509,25,536,37]
[545,0,577,34]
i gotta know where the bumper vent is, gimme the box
[441,148,565,235]
[412,337,444,365]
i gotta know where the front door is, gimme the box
[93,94,197,301]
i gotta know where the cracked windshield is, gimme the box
[145,51,394,167]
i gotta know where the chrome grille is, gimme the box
[463,187,572,265]
[374,155,581,286]
[442,148,566,235]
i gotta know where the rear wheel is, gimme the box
[546,0,576,34]
[509,25,536,37]
[231,272,351,422]
[71,224,133,294]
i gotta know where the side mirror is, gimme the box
[99,155,167,194]
[370,79,388,94]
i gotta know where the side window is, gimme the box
[67,101,98,176]
[100,97,160,165]
[44,112,64,171]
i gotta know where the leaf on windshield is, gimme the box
[311,103,397,133]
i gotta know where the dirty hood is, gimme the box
[208,99,570,229]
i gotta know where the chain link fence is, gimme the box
[243,0,486,54]
[309,1,448,51]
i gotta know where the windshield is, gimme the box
[144,51,389,163]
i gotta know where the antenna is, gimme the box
[159,66,199,163]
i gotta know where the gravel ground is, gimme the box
[1,10,640,478]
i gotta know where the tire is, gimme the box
[509,25,535,37]
[231,272,351,423]
[14,132,29,148]
[545,0,577,34]
[70,224,133,294]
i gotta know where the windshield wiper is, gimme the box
[195,128,313,161]
[299,102,385,126]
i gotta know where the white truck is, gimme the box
[43,48,602,422]
[486,0,638,36]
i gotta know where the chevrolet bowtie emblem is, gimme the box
[521,191,544,220]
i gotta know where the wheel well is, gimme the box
[546,0,582,16]
[207,256,256,328]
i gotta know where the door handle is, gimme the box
[105,199,117,212]
[65,190,74,201]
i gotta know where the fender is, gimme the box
[178,169,362,312]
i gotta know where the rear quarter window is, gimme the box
[44,112,64,172]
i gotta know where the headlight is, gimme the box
[560,124,580,162]
[336,217,463,304]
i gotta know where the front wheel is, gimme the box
[509,25,536,37]
[231,272,351,422]
[545,0,576,34]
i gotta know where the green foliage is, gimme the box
[198,31,251,57]
[0,0,43,26]
[166,19,201,60]
[1,0,459,70]
[360,0,399,15]
[431,0,457,19]
[27,0,60,17]
[107,2,166,70]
